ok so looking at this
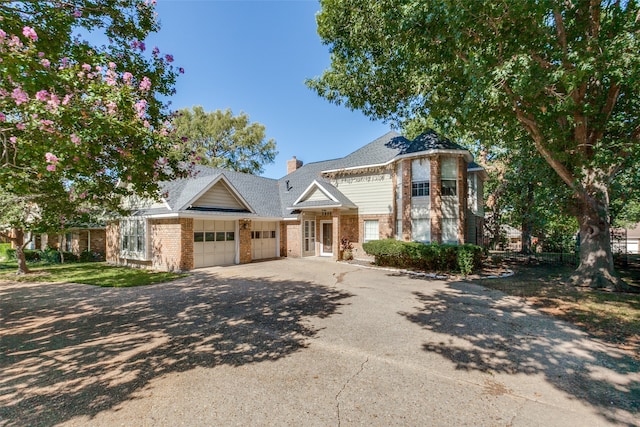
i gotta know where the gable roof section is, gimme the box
[183,174,253,213]
[291,180,356,209]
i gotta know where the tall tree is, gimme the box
[0,1,187,274]
[172,106,277,175]
[309,0,640,291]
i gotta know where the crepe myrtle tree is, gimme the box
[0,1,189,274]
[308,0,640,291]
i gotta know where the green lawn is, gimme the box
[0,261,187,287]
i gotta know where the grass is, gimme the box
[480,262,640,357]
[0,261,187,287]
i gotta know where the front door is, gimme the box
[320,221,333,256]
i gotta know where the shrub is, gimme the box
[5,248,41,262]
[40,247,61,263]
[0,243,11,260]
[363,239,484,274]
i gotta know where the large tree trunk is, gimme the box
[12,229,30,275]
[520,183,534,255]
[570,193,629,291]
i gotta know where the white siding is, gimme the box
[305,188,332,202]
[332,171,393,215]
[192,180,245,209]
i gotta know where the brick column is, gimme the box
[430,156,442,243]
[239,219,252,264]
[179,218,194,270]
[457,156,468,244]
[332,209,341,260]
[401,158,412,241]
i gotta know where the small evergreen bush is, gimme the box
[362,239,484,274]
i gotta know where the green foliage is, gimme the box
[0,243,10,260]
[311,0,640,288]
[362,239,483,274]
[40,247,61,263]
[6,249,40,262]
[0,1,189,272]
[172,106,277,174]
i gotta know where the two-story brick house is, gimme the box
[106,130,486,271]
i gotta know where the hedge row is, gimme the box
[362,239,484,275]
[5,247,102,263]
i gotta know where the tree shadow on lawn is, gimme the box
[0,274,352,426]
[400,280,640,426]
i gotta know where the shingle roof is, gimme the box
[137,130,483,220]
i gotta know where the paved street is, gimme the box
[1,258,638,426]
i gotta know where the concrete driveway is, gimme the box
[1,258,638,426]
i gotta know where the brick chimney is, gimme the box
[287,156,303,174]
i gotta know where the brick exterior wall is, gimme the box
[284,221,301,257]
[151,218,185,271]
[105,222,119,263]
[239,219,252,263]
[430,156,442,243]
[457,156,468,244]
[179,218,194,270]
[401,158,412,241]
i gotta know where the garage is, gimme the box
[251,221,278,260]
[193,220,237,268]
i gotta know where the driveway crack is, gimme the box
[336,357,369,427]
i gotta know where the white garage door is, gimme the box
[251,221,278,260]
[193,220,237,268]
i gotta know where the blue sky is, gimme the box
[144,0,391,179]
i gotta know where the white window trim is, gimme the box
[120,217,150,260]
[364,220,379,243]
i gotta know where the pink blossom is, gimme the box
[45,152,59,163]
[95,65,102,72]
[40,119,55,132]
[82,63,91,72]
[122,71,133,84]
[179,67,185,74]
[139,42,146,51]
[139,76,151,91]
[143,120,150,128]
[46,164,56,172]
[152,46,160,56]
[9,136,17,144]
[134,99,147,118]
[165,54,174,63]
[73,9,82,18]
[106,101,118,115]
[38,52,45,57]
[70,134,81,145]
[0,29,6,40]
[22,26,38,41]
[41,58,50,68]
[79,191,87,199]
[105,69,117,86]
[108,61,116,69]
[127,175,132,181]
[16,123,25,130]
[35,90,49,101]
[0,112,5,122]
[11,88,29,105]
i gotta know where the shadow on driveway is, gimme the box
[0,273,351,426]
[400,280,640,426]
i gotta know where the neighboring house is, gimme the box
[39,226,107,258]
[106,130,487,271]
[623,224,639,254]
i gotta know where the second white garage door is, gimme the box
[251,221,278,260]
[193,220,237,268]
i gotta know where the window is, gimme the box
[226,232,235,241]
[411,218,430,243]
[205,232,215,242]
[304,220,315,252]
[411,181,430,197]
[364,220,379,243]
[442,218,458,243]
[411,158,430,198]
[441,157,457,197]
[441,179,457,196]
[121,218,147,258]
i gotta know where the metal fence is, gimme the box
[483,223,629,267]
